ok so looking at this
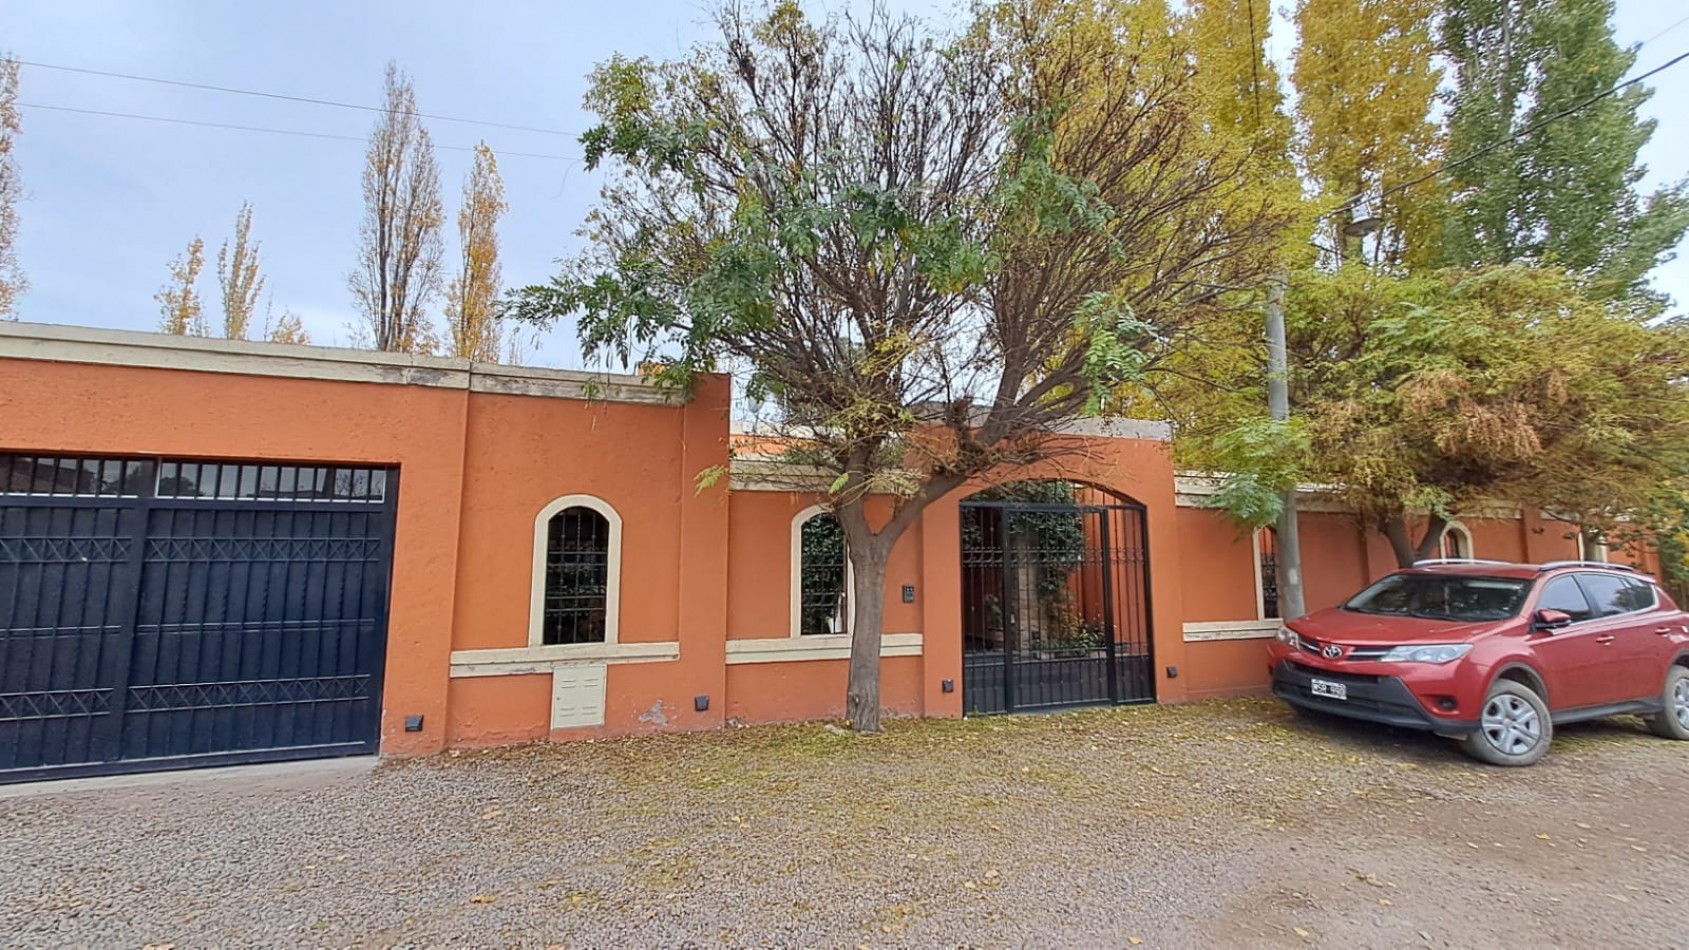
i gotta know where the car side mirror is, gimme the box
[1533,608,1573,632]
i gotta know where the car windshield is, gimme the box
[1344,574,1532,622]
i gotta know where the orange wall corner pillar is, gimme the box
[919,491,964,718]
[1136,450,1189,704]
[673,372,733,729]
[381,388,471,756]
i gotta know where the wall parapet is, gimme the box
[0,321,676,406]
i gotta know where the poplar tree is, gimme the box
[350,63,444,353]
[216,203,265,340]
[444,143,507,362]
[1186,0,1294,159]
[1292,0,1444,266]
[1440,0,1689,300]
[265,304,311,345]
[0,57,24,319]
[156,237,206,336]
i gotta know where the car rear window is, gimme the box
[1573,572,1657,617]
[1344,574,1533,622]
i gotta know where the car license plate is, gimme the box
[1311,678,1347,701]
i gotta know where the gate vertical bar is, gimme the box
[363,468,398,752]
[92,460,156,762]
[1098,507,1119,704]
[1138,505,1156,702]
[999,505,1016,713]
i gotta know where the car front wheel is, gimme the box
[1461,680,1553,767]
[1645,666,1689,741]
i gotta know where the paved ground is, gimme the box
[2,698,1686,949]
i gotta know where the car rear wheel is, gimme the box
[1461,680,1553,767]
[1645,667,1689,741]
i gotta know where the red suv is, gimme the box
[1269,560,1689,766]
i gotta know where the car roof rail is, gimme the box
[1411,558,1514,567]
[1537,560,1639,573]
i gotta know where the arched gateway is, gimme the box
[960,480,1155,714]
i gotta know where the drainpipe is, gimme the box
[1265,275,1307,619]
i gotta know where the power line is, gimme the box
[14,59,578,138]
[1641,13,1689,47]
[1334,48,1689,216]
[20,101,579,161]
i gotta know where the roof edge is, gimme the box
[0,321,677,405]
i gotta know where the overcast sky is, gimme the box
[6,0,1688,369]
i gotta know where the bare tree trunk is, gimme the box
[1381,517,1416,569]
[1381,512,1450,568]
[1415,513,1450,562]
[844,538,890,734]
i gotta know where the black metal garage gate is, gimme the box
[961,490,1155,714]
[0,454,396,783]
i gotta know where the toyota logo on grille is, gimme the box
[1322,644,1344,659]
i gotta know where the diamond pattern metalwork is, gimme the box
[146,537,382,563]
[0,536,131,564]
[0,689,112,722]
[127,675,372,712]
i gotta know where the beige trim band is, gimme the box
[449,640,680,678]
[0,321,675,406]
[1182,620,1281,642]
[725,632,923,664]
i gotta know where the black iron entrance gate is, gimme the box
[0,454,396,783]
[961,491,1154,714]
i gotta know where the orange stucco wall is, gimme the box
[451,391,690,654]
[3,337,1658,759]
[1184,639,1274,701]
[1175,508,1259,622]
[447,675,551,747]
[726,657,925,723]
[1300,513,1372,610]
[725,493,925,640]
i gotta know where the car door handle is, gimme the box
[1596,635,1616,645]
[1658,626,1678,636]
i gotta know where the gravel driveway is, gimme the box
[3,698,1686,949]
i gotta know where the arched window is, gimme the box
[1256,527,1280,620]
[1438,522,1474,560]
[530,495,622,646]
[793,507,850,636]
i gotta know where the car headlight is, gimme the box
[1275,627,1300,648]
[1378,643,1472,664]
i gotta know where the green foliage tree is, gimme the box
[514,1,1288,731]
[1440,0,1689,300]
[1176,264,1689,568]
[1517,289,1689,551]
